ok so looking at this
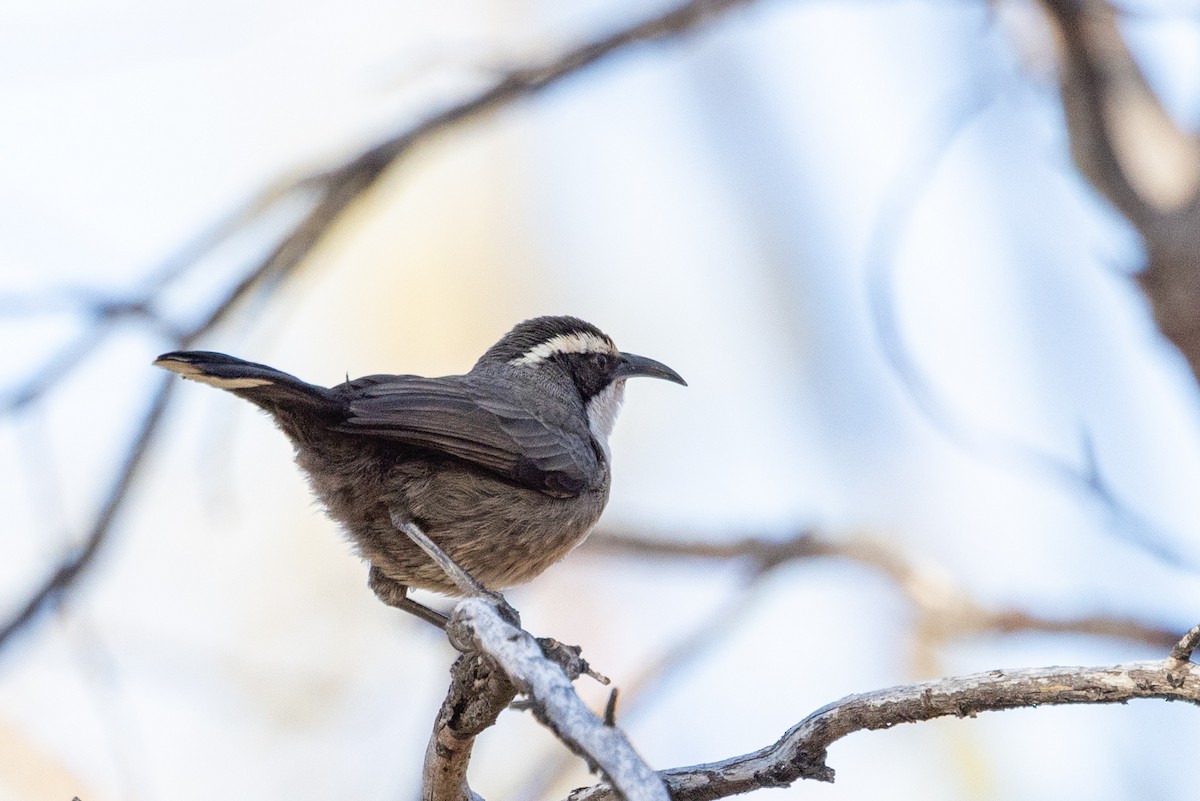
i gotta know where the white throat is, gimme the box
[585,381,626,461]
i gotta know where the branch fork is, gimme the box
[421,597,667,801]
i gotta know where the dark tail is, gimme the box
[154,351,343,420]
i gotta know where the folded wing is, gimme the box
[333,376,596,497]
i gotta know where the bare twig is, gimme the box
[1170,621,1200,664]
[570,645,1200,801]
[447,598,669,801]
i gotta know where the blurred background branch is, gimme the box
[589,528,1181,656]
[1041,0,1200,379]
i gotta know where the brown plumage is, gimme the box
[155,316,684,607]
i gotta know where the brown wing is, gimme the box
[332,376,596,497]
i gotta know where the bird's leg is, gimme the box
[388,509,520,626]
[387,509,489,596]
[368,565,449,630]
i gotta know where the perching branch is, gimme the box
[569,624,1200,801]
[509,565,773,801]
[437,598,668,801]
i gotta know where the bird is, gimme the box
[154,315,685,625]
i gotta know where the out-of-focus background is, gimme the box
[3,1,1200,799]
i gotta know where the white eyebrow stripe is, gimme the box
[509,332,617,366]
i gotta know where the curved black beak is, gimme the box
[614,352,687,386]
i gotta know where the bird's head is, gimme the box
[476,315,686,446]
